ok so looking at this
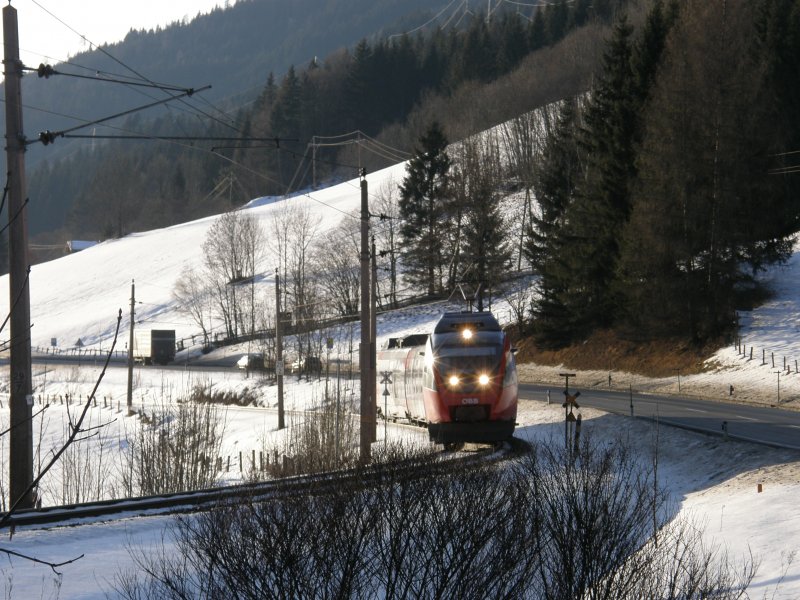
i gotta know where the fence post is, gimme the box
[763,348,766,365]
[772,352,775,368]
[750,347,753,360]
[239,451,242,473]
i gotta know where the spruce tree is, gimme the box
[399,122,451,296]
[537,15,638,340]
[620,0,798,341]
[526,97,582,272]
[451,135,512,310]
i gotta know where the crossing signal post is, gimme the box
[380,371,392,448]
[560,373,581,454]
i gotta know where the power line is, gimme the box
[61,134,292,145]
[389,0,462,38]
[23,63,193,92]
[30,86,211,146]
[27,0,242,133]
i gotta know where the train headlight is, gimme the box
[448,375,460,387]
[478,373,490,386]
[461,328,473,340]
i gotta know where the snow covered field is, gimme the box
[0,161,798,597]
[2,395,798,599]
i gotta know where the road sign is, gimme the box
[380,371,392,385]
[275,360,284,376]
[562,391,581,409]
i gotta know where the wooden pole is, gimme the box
[4,5,34,509]
[370,236,377,443]
[276,270,285,430]
[127,279,135,415]
[360,173,371,462]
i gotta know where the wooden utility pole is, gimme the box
[275,269,285,430]
[3,4,34,509]
[359,172,372,462]
[370,236,377,443]
[126,279,135,415]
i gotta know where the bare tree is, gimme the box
[501,103,557,271]
[373,178,401,308]
[173,265,213,346]
[269,202,322,362]
[202,209,266,338]
[312,219,360,317]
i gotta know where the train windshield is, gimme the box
[432,332,504,374]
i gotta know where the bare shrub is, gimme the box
[255,389,360,478]
[120,402,225,496]
[513,434,757,600]
[117,437,760,599]
[48,411,116,504]
[187,382,258,407]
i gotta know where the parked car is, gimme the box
[237,353,271,371]
[290,355,322,374]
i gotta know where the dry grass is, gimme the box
[514,329,720,378]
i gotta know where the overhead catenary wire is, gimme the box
[389,0,462,39]
[44,52,265,131]
[30,85,211,146]
[769,166,800,175]
[27,0,242,133]
[16,6,417,219]
[23,63,193,93]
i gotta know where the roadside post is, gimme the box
[381,371,392,448]
[560,373,580,453]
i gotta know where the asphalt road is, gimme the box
[25,355,800,450]
[519,382,800,451]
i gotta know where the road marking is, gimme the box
[736,416,758,422]
[789,425,800,430]
[685,408,707,413]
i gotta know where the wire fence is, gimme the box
[733,337,800,374]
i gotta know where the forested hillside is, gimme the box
[526,0,800,346]
[22,0,626,241]
[10,0,800,351]
[9,0,438,235]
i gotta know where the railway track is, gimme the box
[3,437,530,530]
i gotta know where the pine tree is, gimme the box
[619,0,797,341]
[535,16,638,341]
[451,135,512,310]
[526,97,583,272]
[399,122,451,296]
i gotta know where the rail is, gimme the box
[2,439,526,529]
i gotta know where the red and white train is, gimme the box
[376,311,518,445]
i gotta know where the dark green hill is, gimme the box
[7,0,438,237]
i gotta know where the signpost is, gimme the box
[560,373,580,454]
[380,371,392,448]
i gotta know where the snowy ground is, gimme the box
[0,150,798,597]
[2,393,798,599]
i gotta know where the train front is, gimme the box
[423,312,518,444]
